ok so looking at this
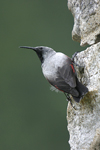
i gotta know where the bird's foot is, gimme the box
[71,51,79,62]
[71,52,84,73]
[64,93,76,109]
[71,52,82,67]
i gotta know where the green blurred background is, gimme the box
[1,0,85,150]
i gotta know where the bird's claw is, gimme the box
[71,52,85,73]
[71,51,79,62]
[64,93,76,109]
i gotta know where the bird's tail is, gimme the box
[72,78,88,102]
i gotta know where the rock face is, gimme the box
[67,42,100,150]
[67,1,100,149]
[68,0,100,46]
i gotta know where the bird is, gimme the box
[20,46,88,104]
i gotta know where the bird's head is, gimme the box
[20,46,56,63]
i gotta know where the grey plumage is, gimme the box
[20,46,88,102]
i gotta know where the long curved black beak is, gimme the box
[19,46,37,51]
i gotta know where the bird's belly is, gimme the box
[42,53,66,81]
[42,64,57,81]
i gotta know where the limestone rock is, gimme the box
[67,42,100,150]
[68,0,100,46]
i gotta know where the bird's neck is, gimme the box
[42,51,56,65]
[44,51,56,60]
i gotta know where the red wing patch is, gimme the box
[70,64,75,73]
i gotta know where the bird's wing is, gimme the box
[47,58,78,96]
[57,58,76,88]
[51,59,78,96]
[49,72,78,96]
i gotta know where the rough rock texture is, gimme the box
[68,0,100,46]
[67,42,100,150]
[89,128,100,150]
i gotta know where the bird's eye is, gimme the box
[40,47,43,50]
